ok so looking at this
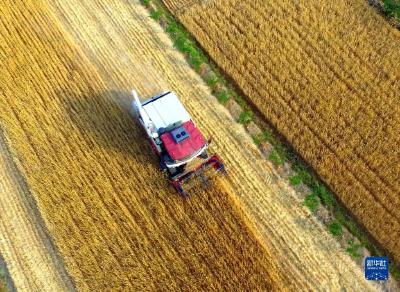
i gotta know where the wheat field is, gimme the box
[163,0,400,263]
[0,129,74,291]
[0,0,378,291]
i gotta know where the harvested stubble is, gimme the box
[0,1,283,291]
[163,0,400,262]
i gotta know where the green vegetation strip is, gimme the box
[383,0,400,20]
[369,0,400,27]
[141,0,400,280]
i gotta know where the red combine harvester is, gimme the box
[131,90,225,195]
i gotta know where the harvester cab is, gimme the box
[131,90,225,196]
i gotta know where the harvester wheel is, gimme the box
[199,151,208,159]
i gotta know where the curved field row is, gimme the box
[163,0,400,262]
[0,0,376,291]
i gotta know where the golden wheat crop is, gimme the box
[0,0,379,291]
[0,1,284,290]
[0,130,74,291]
[47,0,378,289]
[165,0,400,262]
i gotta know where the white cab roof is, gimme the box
[142,92,191,130]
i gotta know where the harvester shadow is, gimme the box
[60,90,164,187]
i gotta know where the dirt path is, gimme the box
[0,130,75,291]
[46,1,378,290]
